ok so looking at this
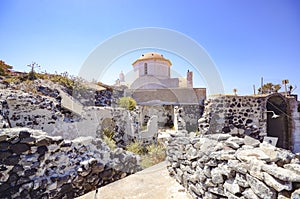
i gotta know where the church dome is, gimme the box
[132,52,172,66]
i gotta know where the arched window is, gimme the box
[144,63,148,75]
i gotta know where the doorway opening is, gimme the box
[266,95,289,149]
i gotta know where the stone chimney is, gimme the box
[187,70,193,88]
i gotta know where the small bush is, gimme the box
[103,135,116,150]
[125,140,146,155]
[141,143,166,169]
[103,128,114,140]
[124,140,166,169]
[49,74,75,91]
[3,76,21,84]
[118,97,137,111]
[28,71,37,80]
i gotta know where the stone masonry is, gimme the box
[0,128,141,199]
[198,94,300,153]
[198,95,267,140]
[167,131,300,199]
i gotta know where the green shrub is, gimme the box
[49,74,75,90]
[118,97,137,111]
[124,140,166,169]
[3,76,21,84]
[103,135,116,150]
[141,143,166,169]
[0,60,13,76]
[103,128,114,140]
[28,71,37,80]
[125,140,146,155]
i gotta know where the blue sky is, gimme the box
[0,0,299,95]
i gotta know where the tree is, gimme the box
[27,62,40,80]
[118,97,137,111]
[258,83,281,94]
[0,60,12,76]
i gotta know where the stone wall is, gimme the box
[0,128,141,199]
[198,94,300,153]
[198,95,267,140]
[52,106,135,146]
[174,105,203,132]
[0,88,62,131]
[139,105,174,128]
[167,132,300,199]
[139,104,203,133]
[287,96,300,153]
[0,88,135,144]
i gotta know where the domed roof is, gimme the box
[132,52,172,66]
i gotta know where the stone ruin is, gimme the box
[2,78,300,199]
[167,94,300,199]
[0,128,141,198]
[0,80,144,198]
[0,80,205,148]
[0,83,141,147]
[198,94,300,153]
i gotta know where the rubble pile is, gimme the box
[167,132,300,199]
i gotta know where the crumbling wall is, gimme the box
[139,105,174,128]
[0,88,135,142]
[140,104,202,132]
[0,128,141,199]
[174,105,203,132]
[167,132,300,199]
[0,89,62,132]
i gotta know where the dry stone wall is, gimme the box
[198,96,267,140]
[167,132,300,199]
[0,128,141,199]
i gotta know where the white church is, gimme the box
[130,52,193,89]
[118,52,206,105]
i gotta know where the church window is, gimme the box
[144,63,148,75]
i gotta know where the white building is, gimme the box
[130,52,193,89]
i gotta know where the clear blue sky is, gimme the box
[1,0,299,95]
